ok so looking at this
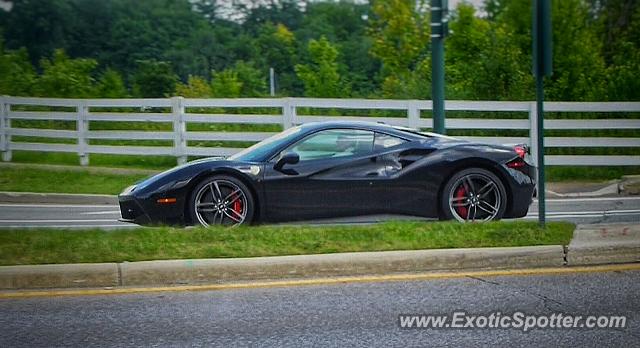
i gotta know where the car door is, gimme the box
[262,128,390,222]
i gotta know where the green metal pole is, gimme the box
[535,75,546,227]
[431,0,446,134]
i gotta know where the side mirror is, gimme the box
[274,152,300,172]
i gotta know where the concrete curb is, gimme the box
[0,263,119,289]
[0,245,564,290]
[566,224,640,266]
[0,191,118,205]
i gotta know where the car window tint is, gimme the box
[287,129,374,161]
[374,132,406,150]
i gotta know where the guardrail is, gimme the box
[0,96,639,168]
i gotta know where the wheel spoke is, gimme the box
[478,200,497,215]
[224,210,242,223]
[208,183,218,201]
[223,189,242,206]
[477,182,496,198]
[451,196,467,203]
[465,205,475,221]
[213,181,223,201]
[229,208,245,220]
[465,176,476,194]
[452,201,470,207]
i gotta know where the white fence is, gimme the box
[0,96,639,168]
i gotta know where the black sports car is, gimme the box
[119,121,536,226]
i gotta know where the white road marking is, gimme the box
[0,219,117,223]
[527,209,640,216]
[0,204,118,208]
[534,196,640,203]
[0,225,135,228]
[80,211,121,215]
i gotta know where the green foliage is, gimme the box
[175,75,212,98]
[0,41,36,96]
[253,23,299,95]
[446,4,532,100]
[132,60,178,98]
[546,0,607,101]
[295,36,350,98]
[33,49,98,98]
[211,69,243,98]
[95,68,128,98]
[600,0,640,101]
[0,0,636,102]
[369,0,431,98]
[233,61,267,97]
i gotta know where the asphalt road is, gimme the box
[1,269,638,347]
[0,196,639,228]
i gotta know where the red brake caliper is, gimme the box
[232,195,243,215]
[454,186,468,219]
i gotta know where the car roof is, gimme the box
[297,121,427,140]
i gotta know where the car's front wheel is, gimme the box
[440,168,507,222]
[189,175,254,227]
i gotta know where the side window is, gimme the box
[286,129,374,161]
[374,132,406,150]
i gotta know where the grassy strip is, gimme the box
[0,166,148,195]
[0,221,575,266]
[546,166,640,182]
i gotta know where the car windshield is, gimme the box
[228,126,303,162]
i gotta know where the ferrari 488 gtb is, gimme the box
[119,121,536,226]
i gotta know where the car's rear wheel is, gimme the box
[440,168,507,222]
[190,175,254,227]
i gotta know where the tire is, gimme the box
[189,175,255,227]
[440,168,507,222]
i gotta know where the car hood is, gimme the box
[132,157,257,195]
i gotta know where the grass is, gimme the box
[546,166,640,182]
[0,165,149,195]
[0,221,575,266]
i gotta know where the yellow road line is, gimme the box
[1,263,639,299]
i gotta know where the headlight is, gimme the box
[239,165,261,176]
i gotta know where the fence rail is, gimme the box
[1,96,639,168]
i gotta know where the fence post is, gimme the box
[77,100,89,166]
[0,97,10,162]
[282,98,294,129]
[172,97,187,165]
[407,100,420,129]
[528,101,539,169]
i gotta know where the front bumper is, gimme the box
[118,194,152,225]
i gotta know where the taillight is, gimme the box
[506,157,526,169]
[514,145,527,159]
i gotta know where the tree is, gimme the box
[131,60,178,98]
[368,0,431,98]
[488,0,607,101]
[547,0,607,101]
[211,70,243,98]
[599,0,640,100]
[446,4,532,100]
[34,49,97,98]
[233,61,267,97]
[95,68,128,98]
[175,75,212,98]
[295,36,350,98]
[0,0,74,65]
[254,22,300,95]
[0,39,36,96]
